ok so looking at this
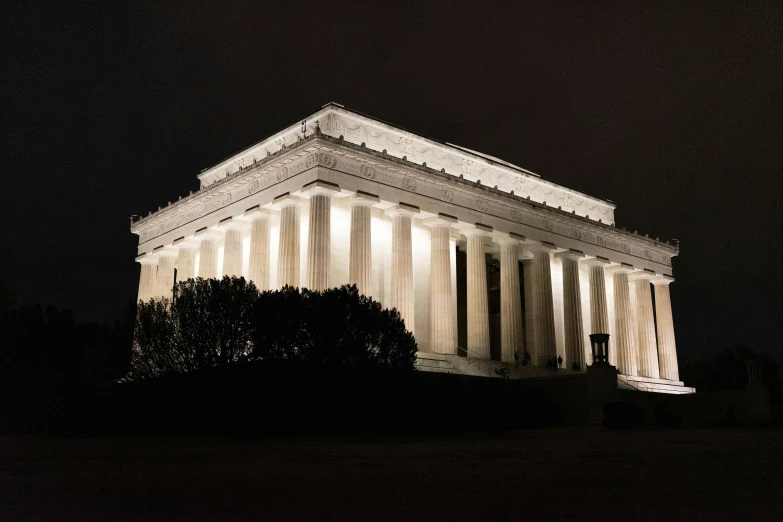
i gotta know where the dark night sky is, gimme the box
[2,2,781,360]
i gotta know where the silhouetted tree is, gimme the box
[681,345,781,404]
[127,277,259,380]
[253,285,417,370]
[0,302,134,432]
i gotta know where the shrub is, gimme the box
[603,401,644,430]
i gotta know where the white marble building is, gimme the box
[131,103,686,392]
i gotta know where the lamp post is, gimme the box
[589,333,611,366]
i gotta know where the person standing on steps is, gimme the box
[514,351,519,369]
[557,355,563,368]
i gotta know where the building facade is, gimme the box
[131,103,683,389]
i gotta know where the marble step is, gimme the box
[415,366,456,374]
[618,375,695,394]
[415,358,455,370]
[416,352,447,361]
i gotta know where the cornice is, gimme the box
[188,104,616,222]
[131,135,678,265]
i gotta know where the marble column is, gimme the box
[653,277,679,381]
[632,272,660,379]
[246,209,271,291]
[155,248,177,300]
[219,220,246,278]
[275,196,302,288]
[303,183,336,291]
[498,234,525,363]
[522,257,536,358]
[195,229,222,279]
[386,204,417,331]
[556,250,586,371]
[173,238,197,283]
[348,193,377,296]
[465,225,492,359]
[136,254,158,303]
[588,258,610,336]
[610,265,638,377]
[425,215,457,355]
[530,244,557,366]
[450,236,459,351]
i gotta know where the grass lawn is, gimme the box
[1,428,780,520]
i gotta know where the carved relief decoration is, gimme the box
[133,140,673,267]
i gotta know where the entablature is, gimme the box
[131,135,678,270]
[190,104,616,223]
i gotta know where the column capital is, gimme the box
[651,274,675,285]
[384,202,420,218]
[172,236,200,248]
[152,246,178,258]
[629,268,658,281]
[347,190,380,207]
[525,240,557,254]
[194,226,224,240]
[555,248,585,261]
[300,179,340,197]
[216,216,249,232]
[423,213,458,228]
[583,255,611,266]
[494,231,526,246]
[268,192,305,211]
[239,206,273,221]
[135,253,158,264]
[462,222,493,237]
[606,262,636,274]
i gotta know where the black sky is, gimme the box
[2,1,781,360]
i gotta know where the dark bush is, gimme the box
[127,280,416,381]
[603,401,644,430]
[252,285,417,370]
[653,401,683,428]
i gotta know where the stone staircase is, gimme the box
[414,352,456,373]
[617,374,696,395]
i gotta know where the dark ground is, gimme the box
[1,428,780,521]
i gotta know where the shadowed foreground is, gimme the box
[1,428,780,521]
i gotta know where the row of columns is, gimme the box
[136,187,678,381]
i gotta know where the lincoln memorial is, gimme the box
[131,103,691,394]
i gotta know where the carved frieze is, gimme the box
[133,139,674,267]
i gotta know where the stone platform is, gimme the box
[618,374,696,395]
[416,352,696,395]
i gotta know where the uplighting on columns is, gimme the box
[193,228,224,279]
[424,213,459,355]
[216,218,249,278]
[608,263,639,377]
[301,181,339,291]
[269,193,304,289]
[135,253,158,303]
[240,207,273,291]
[172,236,199,283]
[555,249,586,371]
[652,275,679,381]
[153,246,178,300]
[630,270,660,379]
[463,223,493,360]
[384,203,419,333]
[348,192,379,297]
[496,232,526,364]
[527,242,558,366]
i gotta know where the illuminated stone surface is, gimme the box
[348,195,375,296]
[498,235,524,363]
[387,205,416,333]
[130,104,687,389]
[465,226,491,359]
[557,250,585,371]
[425,216,456,355]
